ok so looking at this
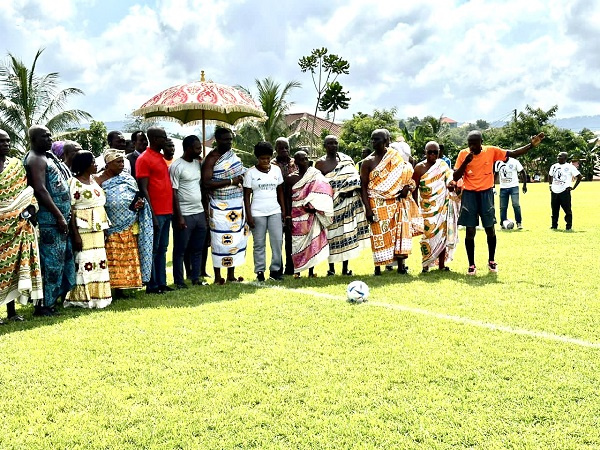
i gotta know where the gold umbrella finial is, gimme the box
[200,70,205,82]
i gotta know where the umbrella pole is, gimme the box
[202,111,206,158]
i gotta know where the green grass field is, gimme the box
[1,182,599,449]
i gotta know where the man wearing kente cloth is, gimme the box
[201,128,248,284]
[24,125,75,316]
[286,151,333,277]
[315,135,369,276]
[0,130,43,323]
[413,141,458,272]
[361,129,423,276]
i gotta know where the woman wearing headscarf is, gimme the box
[65,151,112,308]
[96,148,153,291]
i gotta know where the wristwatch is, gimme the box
[20,210,31,220]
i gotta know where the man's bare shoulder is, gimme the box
[24,152,47,168]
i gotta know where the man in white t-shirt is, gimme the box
[549,152,582,230]
[494,157,527,229]
[243,142,285,281]
[169,135,207,288]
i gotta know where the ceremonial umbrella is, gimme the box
[132,71,266,155]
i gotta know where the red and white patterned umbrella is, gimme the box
[133,73,266,153]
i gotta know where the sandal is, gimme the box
[487,261,498,273]
[326,270,335,276]
[439,266,450,271]
[308,273,318,278]
[467,265,477,276]
[227,277,244,283]
[294,273,301,279]
[422,267,429,273]
[342,270,353,276]
[215,278,226,285]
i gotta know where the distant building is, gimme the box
[285,112,342,156]
[441,117,458,128]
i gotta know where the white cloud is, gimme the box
[0,0,598,129]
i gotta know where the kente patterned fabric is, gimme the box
[208,150,248,268]
[291,166,334,272]
[320,153,370,263]
[24,151,75,307]
[418,160,457,268]
[367,148,422,265]
[102,173,153,284]
[0,157,43,306]
[65,178,112,308]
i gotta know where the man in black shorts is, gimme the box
[453,130,544,275]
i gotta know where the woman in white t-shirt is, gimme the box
[243,142,286,282]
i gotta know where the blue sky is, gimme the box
[1,0,598,128]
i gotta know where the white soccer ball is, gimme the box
[502,219,515,230]
[346,280,369,303]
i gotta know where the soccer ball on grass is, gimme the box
[346,280,369,303]
[502,219,515,230]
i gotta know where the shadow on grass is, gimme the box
[0,281,264,336]
[1,265,504,335]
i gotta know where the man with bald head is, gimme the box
[361,129,422,275]
[136,126,173,293]
[548,151,581,230]
[454,130,544,274]
[24,125,76,315]
[315,135,369,276]
[413,141,457,272]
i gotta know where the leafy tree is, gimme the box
[571,128,599,181]
[340,108,400,160]
[253,77,301,143]
[475,119,490,130]
[318,80,350,127]
[232,77,304,162]
[0,48,92,154]
[298,47,350,145]
[60,120,108,157]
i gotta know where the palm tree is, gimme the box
[0,48,92,154]
[235,77,302,147]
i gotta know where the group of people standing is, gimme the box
[1,119,585,323]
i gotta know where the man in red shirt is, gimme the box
[136,127,174,293]
[453,130,544,275]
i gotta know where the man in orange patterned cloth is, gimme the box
[360,129,423,276]
[0,129,43,322]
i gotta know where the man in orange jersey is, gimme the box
[453,130,544,275]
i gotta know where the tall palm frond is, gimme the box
[0,48,92,154]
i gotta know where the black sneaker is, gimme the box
[269,272,283,281]
[33,306,53,316]
[256,272,265,282]
[146,287,164,294]
[160,285,175,292]
[176,283,189,289]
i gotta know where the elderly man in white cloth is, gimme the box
[201,128,248,285]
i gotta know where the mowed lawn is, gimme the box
[1,182,599,449]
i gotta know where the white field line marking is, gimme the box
[267,286,600,349]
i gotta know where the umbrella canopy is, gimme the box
[132,76,265,127]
